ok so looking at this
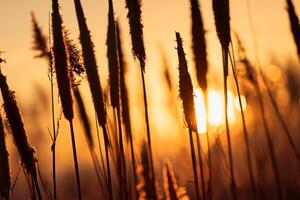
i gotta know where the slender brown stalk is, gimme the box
[51,1,82,199]
[116,22,138,199]
[175,32,200,200]
[0,115,11,200]
[286,0,300,59]
[195,134,206,200]
[212,0,237,199]
[0,73,42,200]
[72,0,112,198]
[106,1,128,198]
[189,0,212,198]
[31,12,57,200]
[125,1,156,196]
[228,46,258,200]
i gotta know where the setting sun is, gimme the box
[194,89,237,133]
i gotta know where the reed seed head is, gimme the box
[52,0,74,121]
[176,32,197,132]
[190,0,208,90]
[116,22,132,142]
[73,0,109,144]
[31,12,49,59]
[0,73,37,177]
[125,0,146,70]
[107,0,120,108]
[212,0,231,49]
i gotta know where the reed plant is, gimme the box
[212,0,237,199]
[116,21,139,199]
[51,0,82,199]
[106,1,128,198]
[175,32,200,200]
[0,73,42,200]
[72,0,113,198]
[189,0,211,198]
[125,2,156,198]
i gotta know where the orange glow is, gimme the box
[194,89,236,134]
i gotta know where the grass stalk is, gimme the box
[103,126,113,200]
[228,47,257,199]
[69,121,82,200]
[222,48,237,200]
[204,90,212,200]
[189,130,200,200]
[140,66,157,199]
[195,133,206,200]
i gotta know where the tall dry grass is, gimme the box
[176,32,200,200]
[125,1,157,197]
[72,0,112,199]
[189,0,211,199]
[212,0,237,199]
[0,73,42,199]
[116,21,139,199]
[51,0,82,199]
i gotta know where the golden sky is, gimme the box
[1,0,300,181]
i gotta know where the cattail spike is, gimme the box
[0,115,11,200]
[190,0,208,90]
[51,0,74,121]
[107,0,119,108]
[286,0,300,59]
[0,74,37,177]
[213,0,230,77]
[31,12,49,59]
[73,0,109,144]
[125,0,146,71]
[176,32,197,132]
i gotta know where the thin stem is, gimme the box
[188,129,200,200]
[255,82,283,200]
[140,65,156,198]
[228,46,258,200]
[95,113,108,182]
[103,126,113,200]
[69,120,82,200]
[128,128,138,200]
[204,90,213,200]
[50,64,57,200]
[115,108,128,200]
[222,48,237,200]
[33,175,42,200]
[195,132,206,200]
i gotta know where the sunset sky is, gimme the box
[1,1,300,198]
[1,0,299,145]
[1,1,299,96]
